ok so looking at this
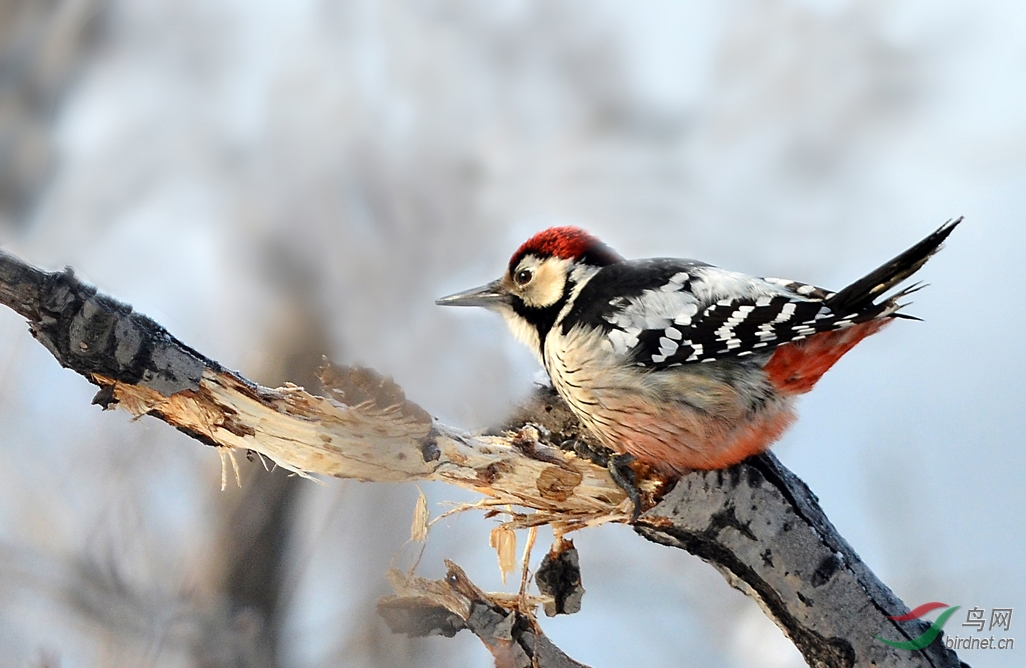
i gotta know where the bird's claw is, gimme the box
[608,453,642,522]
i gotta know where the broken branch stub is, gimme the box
[535,538,584,617]
[380,562,591,668]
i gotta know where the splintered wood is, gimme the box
[93,362,632,528]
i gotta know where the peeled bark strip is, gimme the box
[0,249,970,667]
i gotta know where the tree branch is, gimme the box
[0,248,633,529]
[379,562,590,668]
[0,248,969,667]
[638,455,968,668]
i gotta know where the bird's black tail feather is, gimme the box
[825,217,962,314]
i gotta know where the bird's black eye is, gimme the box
[514,268,533,286]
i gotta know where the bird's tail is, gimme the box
[825,217,962,317]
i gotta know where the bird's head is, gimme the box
[436,226,622,354]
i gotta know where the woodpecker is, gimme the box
[437,220,959,477]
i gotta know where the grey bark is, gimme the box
[638,455,967,668]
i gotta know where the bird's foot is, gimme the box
[608,453,643,523]
[559,438,611,467]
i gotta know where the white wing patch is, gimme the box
[690,268,791,303]
[606,327,641,355]
[603,288,699,332]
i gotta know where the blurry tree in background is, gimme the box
[0,1,1024,667]
[0,0,105,223]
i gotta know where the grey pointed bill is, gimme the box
[435,279,508,308]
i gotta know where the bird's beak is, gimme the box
[436,279,508,309]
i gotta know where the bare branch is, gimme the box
[0,248,633,531]
[638,455,968,668]
[0,248,970,667]
[379,562,591,668]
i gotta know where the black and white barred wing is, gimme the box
[588,222,958,369]
[601,265,876,369]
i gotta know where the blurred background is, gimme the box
[0,0,1023,666]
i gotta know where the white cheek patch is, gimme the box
[518,257,570,309]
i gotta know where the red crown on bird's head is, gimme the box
[509,226,623,271]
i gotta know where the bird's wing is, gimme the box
[582,261,880,369]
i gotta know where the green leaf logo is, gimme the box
[876,604,960,651]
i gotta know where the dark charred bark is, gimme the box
[0,249,213,396]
